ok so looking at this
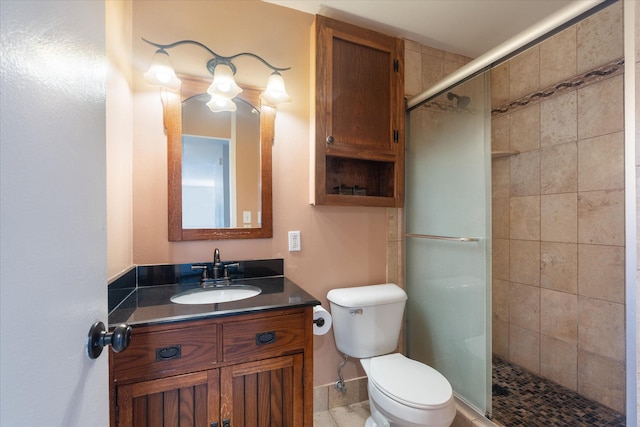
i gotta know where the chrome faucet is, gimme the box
[213,248,222,279]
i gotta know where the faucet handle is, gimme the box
[191,264,209,281]
[223,263,240,279]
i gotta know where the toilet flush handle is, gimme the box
[349,308,363,315]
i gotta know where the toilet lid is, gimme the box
[369,353,453,410]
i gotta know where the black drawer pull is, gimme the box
[156,345,181,361]
[256,331,276,346]
[222,419,230,427]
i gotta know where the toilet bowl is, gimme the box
[361,353,456,427]
[327,283,456,427]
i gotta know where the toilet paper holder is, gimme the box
[312,305,332,336]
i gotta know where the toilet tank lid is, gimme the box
[327,283,407,307]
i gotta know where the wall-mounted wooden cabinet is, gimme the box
[311,15,405,207]
[110,308,312,427]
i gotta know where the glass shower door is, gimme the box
[405,72,491,415]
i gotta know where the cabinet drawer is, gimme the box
[223,312,305,362]
[113,325,217,383]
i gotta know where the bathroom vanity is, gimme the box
[108,259,319,427]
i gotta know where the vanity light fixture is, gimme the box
[142,38,291,112]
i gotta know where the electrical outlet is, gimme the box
[288,231,301,252]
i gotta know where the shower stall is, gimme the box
[402,1,633,423]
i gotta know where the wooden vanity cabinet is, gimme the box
[110,307,313,427]
[311,15,405,207]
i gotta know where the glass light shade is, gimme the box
[206,94,237,113]
[143,49,181,90]
[260,72,291,105]
[207,64,243,98]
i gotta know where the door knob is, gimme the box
[87,321,131,359]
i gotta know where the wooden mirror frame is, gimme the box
[166,75,273,241]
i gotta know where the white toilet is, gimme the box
[327,283,456,427]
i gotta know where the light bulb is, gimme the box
[261,72,290,105]
[143,49,181,90]
[208,63,242,98]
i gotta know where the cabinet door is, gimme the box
[220,354,304,427]
[315,15,404,157]
[116,370,219,427]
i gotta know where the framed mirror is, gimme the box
[166,75,273,240]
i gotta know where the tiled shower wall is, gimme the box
[491,1,625,413]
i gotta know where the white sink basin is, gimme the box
[170,285,262,305]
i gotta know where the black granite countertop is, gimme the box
[108,259,320,327]
[109,276,320,327]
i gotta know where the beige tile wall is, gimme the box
[313,377,369,413]
[491,1,625,413]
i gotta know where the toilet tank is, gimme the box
[327,283,407,358]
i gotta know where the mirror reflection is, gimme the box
[181,95,260,229]
[167,75,273,241]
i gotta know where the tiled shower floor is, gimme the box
[492,356,626,426]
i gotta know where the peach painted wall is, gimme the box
[130,1,388,387]
[106,0,134,279]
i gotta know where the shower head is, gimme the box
[447,92,471,109]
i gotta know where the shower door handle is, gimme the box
[405,233,479,242]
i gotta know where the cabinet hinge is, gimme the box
[393,130,399,143]
[393,59,399,72]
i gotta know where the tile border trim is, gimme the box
[492,58,625,116]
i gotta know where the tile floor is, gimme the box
[314,401,371,427]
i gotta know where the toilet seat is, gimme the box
[367,353,453,410]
